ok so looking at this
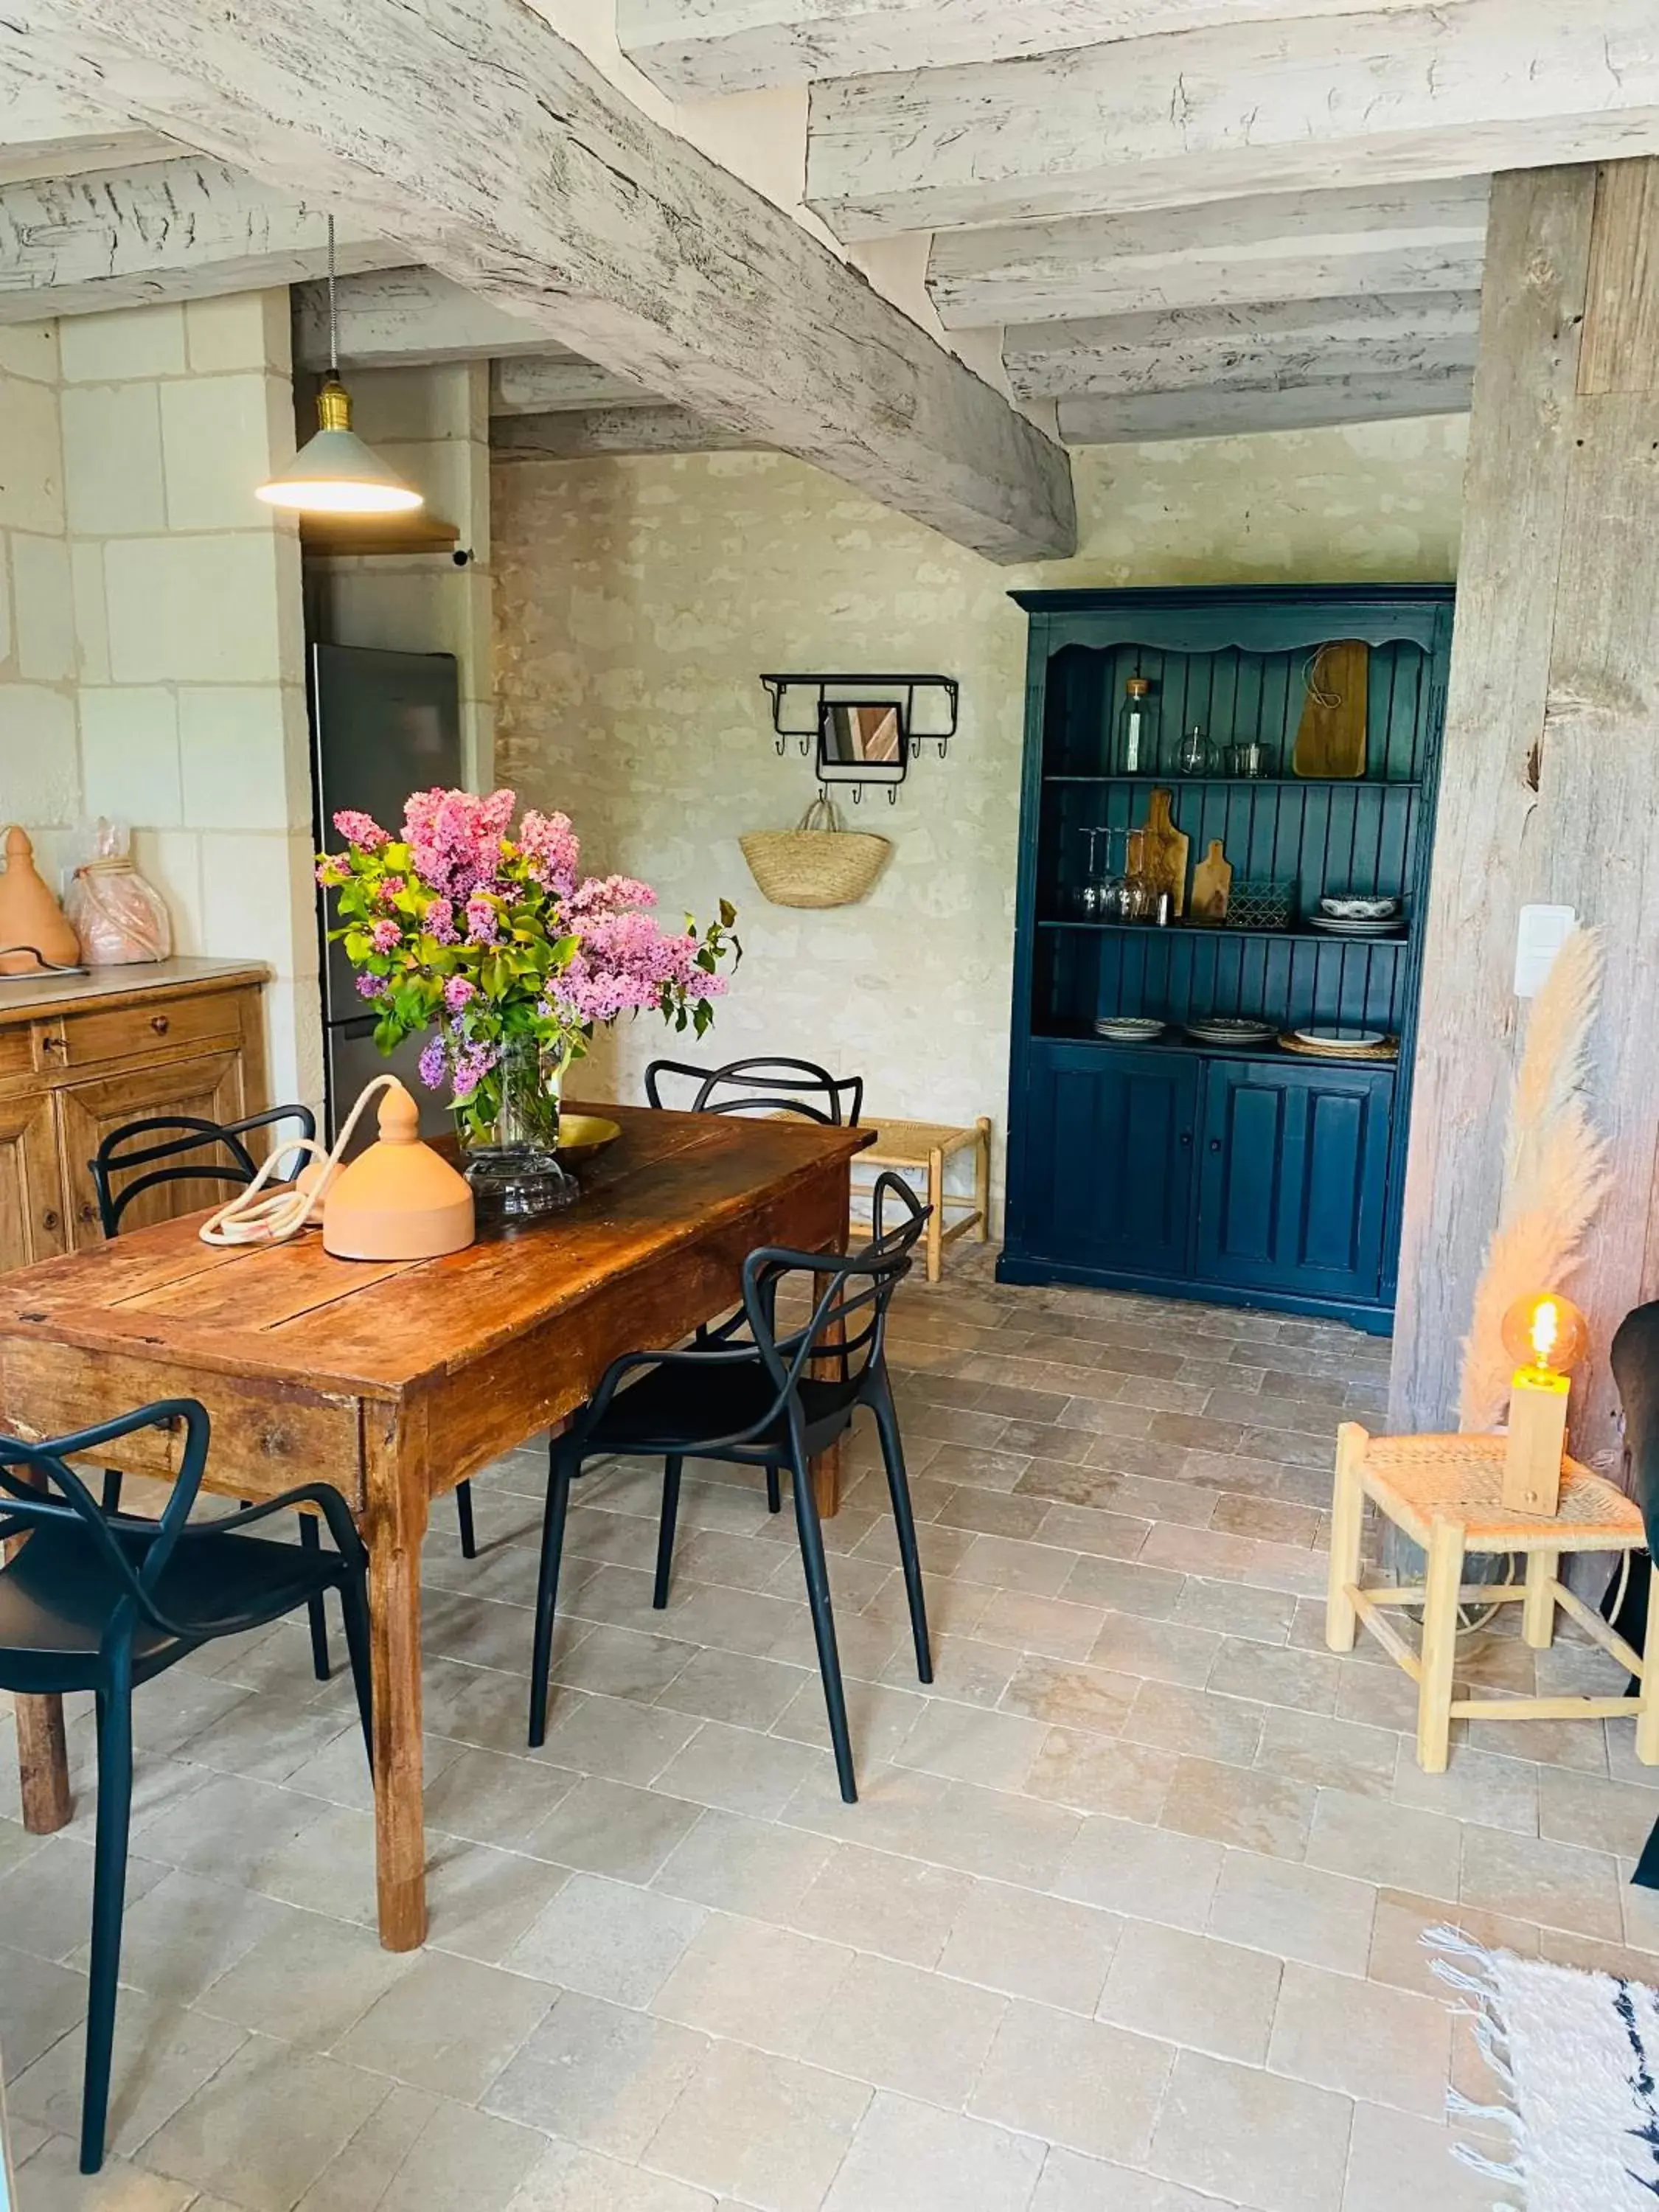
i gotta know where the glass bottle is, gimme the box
[1117,676,1157,774]
[1178,724,1212,776]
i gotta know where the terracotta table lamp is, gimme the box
[0,826,81,975]
[321,1079,475,1260]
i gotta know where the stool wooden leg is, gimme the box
[1417,1518,1463,1774]
[1325,1422,1368,1653]
[1637,1558,1659,1767]
[925,1147,944,1284]
[1521,1550,1557,1650]
[973,1118,992,1242]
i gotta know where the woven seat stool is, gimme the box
[849,1116,991,1284]
[1325,1421,1659,1773]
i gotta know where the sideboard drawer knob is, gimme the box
[150,1014,170,1034]
[41,1208,59,1231]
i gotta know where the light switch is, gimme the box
[1514,903,1576,998]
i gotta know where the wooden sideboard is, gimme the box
[0,959,270,1270]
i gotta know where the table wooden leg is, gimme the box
[1324,1422,1367,1654]
[1521,1550,1558,1650]
[1416,1517,1463,1774]
[7,1472,72,1833]
[366,1470,431,1951]
[1637,1560,1659,1767]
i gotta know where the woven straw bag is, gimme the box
[740,797,891,909]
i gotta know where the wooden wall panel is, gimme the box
[1391,159,1659,1462]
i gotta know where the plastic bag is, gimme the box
[64,818,172,965]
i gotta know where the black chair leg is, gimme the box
[870,1369,933,1684]
[339,1571,375,1774]
[654,1457,683,1610]
[455,1480,478,1560]
[765,1463,782,1514]
[299,1516,331,1682]
[100,1468,123,1515]
[529,1442,577,1747]
[82,1666,133,2174]
[789,1439,857,1804]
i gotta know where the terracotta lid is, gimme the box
[321,1080,474,1260]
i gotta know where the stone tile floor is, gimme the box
[4,1247,1656,2211]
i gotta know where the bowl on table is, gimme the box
[556,1114,622,1160]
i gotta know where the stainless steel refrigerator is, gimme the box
[310,643,462,1148]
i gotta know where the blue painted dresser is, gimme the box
[1000,584,1455,1334]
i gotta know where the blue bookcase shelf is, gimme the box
[999,584,1455,1333]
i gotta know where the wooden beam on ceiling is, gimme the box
[491,353,659,414]
[6,0,1074,565]
[491,405,762,458]
[0,154,392,319]
[1006,292,1484,403]
[928,179,1492,330]
[615,0,1443,99]
[293,268,586,371]
[1055,369,1472,445]
[0,55,172,184]
[807,0,1659,237]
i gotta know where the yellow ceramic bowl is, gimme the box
[557,1113,622,1159]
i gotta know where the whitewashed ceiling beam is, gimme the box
[1006,291,1484,403]
[0,54,173,184]
[6,0,1075,564]
[293,268,588,371]
[928,179,1492,330]
[807,0,1659,237]
[491,353,658,414]
[492,406,761,458]
[0,154,392,319]
[616,0,1445,99]
[1056,369,1473,445]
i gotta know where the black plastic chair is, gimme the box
[1610,1303,1659,1886]
[89,1108,478,1681]
[0,1399,372,2174]
[528,1173,932,1801]
[644,1055,863,1126]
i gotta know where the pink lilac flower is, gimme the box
[465,896,499,946]
[544,911,725,1025]
[354,972,381,1000]
[444,976,477,1013]
[370,919,400,953]
[402,787,518,901]
[316,856,347,887]
[518,810,581,895]
[417,1036,448,1090]
[375,874,406,905]
[333,809,390,850]
[450,1040,499,1099]
[566,874,657,917]
[424,897,458,945]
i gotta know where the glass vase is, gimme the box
[456,1034,575,1222]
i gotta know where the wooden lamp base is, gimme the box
[1502,1371,1569,1514]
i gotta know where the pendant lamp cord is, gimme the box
[327,212,339,379]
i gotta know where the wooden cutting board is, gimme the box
[1294,639,1369,777]
[1138,787,1189,918]
[1190,838,1232,925]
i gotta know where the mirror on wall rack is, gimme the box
[818,700,908,796]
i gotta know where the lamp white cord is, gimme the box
[198,1075,400,1247]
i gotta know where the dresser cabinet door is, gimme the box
[1018,1043,1198,1278]
[1195,1060,1393,1304]
[0,1096,69,1272]
[57,1050,247,1247]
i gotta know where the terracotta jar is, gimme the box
[0,827,81,975]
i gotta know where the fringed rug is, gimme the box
[1430,1927,1659,2208]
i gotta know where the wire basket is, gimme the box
[740,797,891,909]
[1225,877,1297,931]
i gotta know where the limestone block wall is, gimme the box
[0,320,78,879]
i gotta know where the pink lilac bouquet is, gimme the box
[318,789,737,1139]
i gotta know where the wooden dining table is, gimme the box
[0,1103,868,1950]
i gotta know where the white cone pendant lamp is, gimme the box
[256,218,423,518]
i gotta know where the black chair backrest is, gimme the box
[644,1056,863,1126]
[89,1105,316,1239]
[0,1399,212,1639]
[1612,1303,1659,1531]
[745,1170,925,1407]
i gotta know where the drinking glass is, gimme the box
[1178,726,1213,776]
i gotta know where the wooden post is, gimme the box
[1416,1518,1464,1774]
[1324,1422,1368,1654]
[7,1469,72,1834]
[1391,160,1659,1467]
[1521,1550,1558,1650]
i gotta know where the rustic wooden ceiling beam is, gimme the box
[490,353,659,414]
[4,0,1074,563]
[1006,291,1484,403]
[293,269,587,372]
[615,0,1440,99]
[808,0,1659,237]
[491,406,762,458]
[0,154,393,319]
[0,54,172,184]
[928,180,1492,330]
[1055,369,1473,445]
